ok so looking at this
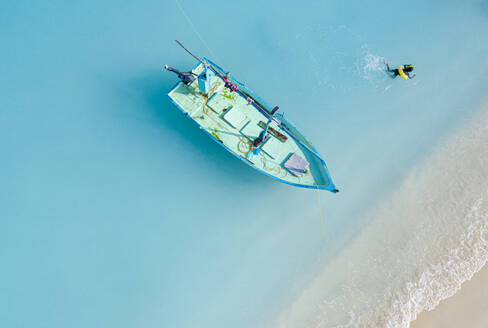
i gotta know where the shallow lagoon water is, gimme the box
[1,1,488,327]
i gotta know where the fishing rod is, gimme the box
[175,40,267,111]
[175,40,204,64]
[176,40,260,99]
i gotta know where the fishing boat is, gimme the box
[166,41,339,192]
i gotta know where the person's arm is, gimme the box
[409,73,416,79]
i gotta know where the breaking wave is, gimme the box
[273,106,488,328]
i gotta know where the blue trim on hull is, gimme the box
[166,62,338,193]
[204,58,336,176]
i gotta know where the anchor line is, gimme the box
[315,183,328,244]
[174,0,222,64]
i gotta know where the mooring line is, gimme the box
[175,0,221,64]
[315,183,329,247]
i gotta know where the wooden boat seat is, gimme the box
[257,121,288,142]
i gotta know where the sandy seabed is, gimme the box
[272,105,488,328]
[411,263,488,328]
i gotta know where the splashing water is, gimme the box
[357,47,386,81]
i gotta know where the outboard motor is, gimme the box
[164,65,196,85]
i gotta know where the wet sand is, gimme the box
[412,264,488,328]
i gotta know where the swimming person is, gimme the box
[384,62,416,79]
[164,64,196,84]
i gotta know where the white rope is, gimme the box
[175,0,221,63]
[315,183,328,247]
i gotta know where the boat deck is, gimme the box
[168,62,333,189]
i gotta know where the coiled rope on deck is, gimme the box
[238,137,252,154]
[237,137,287,176]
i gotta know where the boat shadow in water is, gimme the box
[125,71,270,188]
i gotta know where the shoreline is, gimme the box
[411,263,488,328]
[272,104,488,328]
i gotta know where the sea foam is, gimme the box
[273,105,488,328]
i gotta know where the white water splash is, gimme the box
[356,46,386,81]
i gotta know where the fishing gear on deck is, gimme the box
[173,40,327,161]
[165,40,339,192]
[222,74,239,92]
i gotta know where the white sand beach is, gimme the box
[412,263,488,328]
[272,105,488,327]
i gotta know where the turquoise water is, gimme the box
[1,1,488,327]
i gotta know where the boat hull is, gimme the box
[167,59,338,192]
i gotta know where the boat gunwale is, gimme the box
[205,59,336,169]
[166,61,338,192]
